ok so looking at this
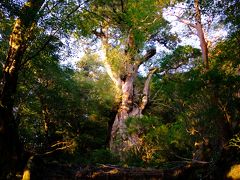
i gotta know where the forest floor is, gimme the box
[25,154,239,179]
[29,160,212,180]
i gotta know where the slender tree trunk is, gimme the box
[176,0,209,69]
[106,106,118,147]
[195,0,232,160]
[0,0,44,178]
[41,100,52,150]
[194,0,209,70]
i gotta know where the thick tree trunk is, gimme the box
[105,106,118,147]
[110,74,135,154]
[98,26,156,158]
[0,0,44,178]
[192,0,231,162]
[0,108,22,178]
[0,18,29,179]
[110,68,157,158]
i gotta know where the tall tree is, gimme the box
[0,0,45,177]
[167,0,225,69]
[164,0,240,163]
[0,0,89,176]
[193,0,209,69]
[74,0,177,158]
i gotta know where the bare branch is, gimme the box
[43,141,75,155]
[187,25,196,35]
[176,16,196,28]
[174,153,210,164]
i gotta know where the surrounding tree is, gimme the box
[0,0,45,177]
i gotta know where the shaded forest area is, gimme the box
[0,0,240,179]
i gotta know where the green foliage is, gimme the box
[79,148,119,165]
[106,47,130,76]
[74,0,172,51]
[15,30,117,162]
[160,45,201,72]
[224,0,240,31]
[125,116,192,167]
[0,14,13,79]
[122,0,168,48]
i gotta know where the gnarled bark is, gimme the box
[109,68,158,157]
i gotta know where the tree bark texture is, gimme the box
[0,0,44,178]
[109,68,157,158]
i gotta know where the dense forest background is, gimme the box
[0,0,240,179]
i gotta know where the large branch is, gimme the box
[20,0,45,26]
[176,17,196,28]
[101,42,121,88]
[166,10,196,29]
[139,67,158,110]
[136,47,156,67]
[99,25,122,88]
[102,59,122,88]
[144,48,156,61]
